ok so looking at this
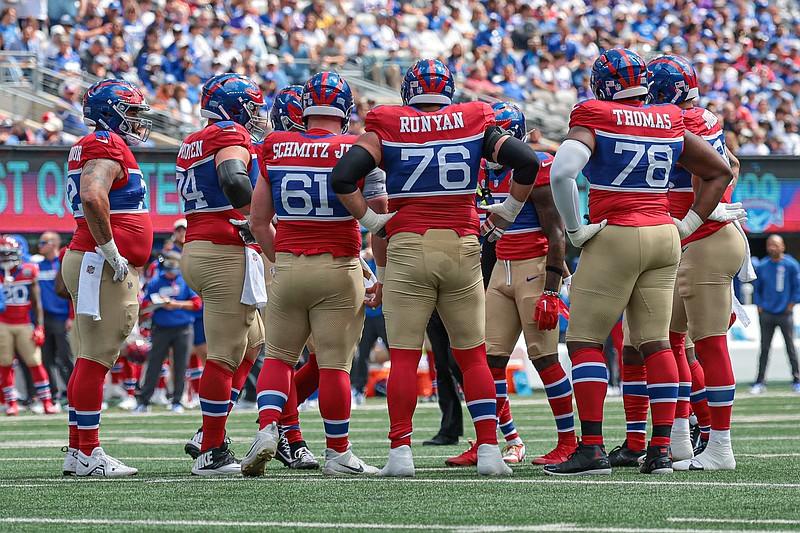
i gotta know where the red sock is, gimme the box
[279,370,303,444]
[539,361,577,447]
[386,349,422,448]
[256,358,293,430]
[570,348,607,446]
[71,358,108,455]
[669,332,692,419]
[497,400,520,442]
[621,363,648,452]
[644,349,678,447]
[318,368,352,452]
[694,335,735,432]
[0,364,17,404]
[67,366,78,449]
[228,357,254,414]
[187,354,203,397]
[452,345,497,446]
[110,359,123,385]
[490,365,508,423]
[689,360,711,439]
[294,353,319,405]
[157,361,169,390]
[29,364,53,403]
[123,358,138,397]
[199,360,233,451]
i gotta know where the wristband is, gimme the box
[502,196,525,219]
[358,208,382,233]
[97,238,119,259]
[542,290,560,297]
[545,266,563,276]
[377,266,386,284]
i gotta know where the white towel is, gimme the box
[76,252,104,321]
[731,284,751,327]
[241,247,268,308]
[733,220,757,282]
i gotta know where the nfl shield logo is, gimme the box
[87,265,95,274]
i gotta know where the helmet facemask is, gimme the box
[242,100,269,142]
[115,100,153,145]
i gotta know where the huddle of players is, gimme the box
[58,46,743,478]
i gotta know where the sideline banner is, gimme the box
[0,146,181,234]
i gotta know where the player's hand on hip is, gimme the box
[95,239,129,282]
[479,212,512,242]
[707,202,748,223]
[534,292,560,331]
[566,220,606,247]
[478,200,520,224]
[229,218,257,246]
[31,325,45,347]
[358,209,396,238]
[365,282,383,309]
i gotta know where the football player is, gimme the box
[331,59,541,477]
[446,102,576,468]
[243,72,384,476]
[0,235,56,416]
[545,49,733,476]
[649,55,747,471]
[177,73,267,475]
[61,79,154,476]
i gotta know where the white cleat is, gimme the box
[378,445,415,477]
[673,439,736,471]
[118,396,137,410]
[322,445,379,476]
[477,444,513,476]
[240,422,279,477]
[76,447,138,476]
[151,389,169,407]
[62,446,77,476]
[104,383,126,402]
[671,418,694,461]
[502,443,527,464]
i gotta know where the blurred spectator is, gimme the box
[47,34,80,72]
[498,64,526,101]
[55,82,88,137]
[464,63,502,97]
[0,8,21,49]
[281,31,312,85]
[739,128,771,156]
[35,116,67,145]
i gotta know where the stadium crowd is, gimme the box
[3,0,800,152]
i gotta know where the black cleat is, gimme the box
[191,445,241,476]
[423,434,459,446]
[693,438,708,456]
[638,444,673,474]
[543,442,611,476]
[184,428,231,460]
[608,440,646,467]
[275,427,293,467]
[275,427,320,470]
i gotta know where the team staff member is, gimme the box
[61,79,154,477]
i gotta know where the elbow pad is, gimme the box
[217,158,253,209]
[493,136,540,185]
[331,145,377,195]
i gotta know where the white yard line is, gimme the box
[669,518,800,525]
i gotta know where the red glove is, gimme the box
[32,325,45,347]
[534,293,560,331]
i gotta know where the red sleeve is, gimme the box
[533,153,553,187]
[189,295,202,311]
[364,107,387,140]
[80,133,129,188]
[568,100,600,133]
[203,123,252,155]
[479,101,496,130]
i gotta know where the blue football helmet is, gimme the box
[270,85,306,132]
[590,48,648,101]
[401,59,455,106]
[301,71,354,134]
[200,73,268,141]
[83,79,152,145]
[646,55,699,104]
[492,102,527,141]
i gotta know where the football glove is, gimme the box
[32,325,45,347]
[707,202,748,223]
[566,220,607,247]
[96,239,129,282]
[480,214,510,242]
[534,292,560,331]
[229,218,257,246]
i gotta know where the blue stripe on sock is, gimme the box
[323,418,349,438]
[622,381,648,397]
[690,388,708,402]
[544,376,572,399]
[572,362,608,384]
[229,388,240,403]
[647,383,679,403]
[68,407,77,425]
[499,419,516,437]
[494,380,507,398]
[200,398,229,417]
[466,398,497,422]
[256,390,287,413]
[706,385,735,407]
[75,410,101,429]
[627,421,647,433]
[677,383,691,402]
[554,413,575,432]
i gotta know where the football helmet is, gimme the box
[125,338,150,364]
[201,73,268,142]
[270,85,306,132]
[83,79,152,145]
[0,234,22,272]
[590,48,648,101]
[301,71,354,133]
[158,250,181,274]
[646,55,699,104]
[492,102,527,141]
[401,59,455,106]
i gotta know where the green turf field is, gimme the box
[1,389,799,532]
